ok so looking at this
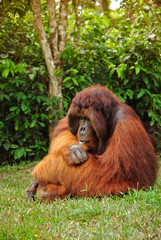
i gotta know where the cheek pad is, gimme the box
[68,106,107,142]
[68,106,81,135]
[83,108,107,142]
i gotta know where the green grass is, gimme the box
[0,160,160,240]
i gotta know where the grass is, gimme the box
[0,160,160,240]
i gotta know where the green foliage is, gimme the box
[62,67,93,110]
[0,1,43,65]
[63,1,161,129]
[0,59,62,164]
[0,1,161,164]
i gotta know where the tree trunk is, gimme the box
[31,0,68,137]
[98,0,110,14]
[72,0,81,48]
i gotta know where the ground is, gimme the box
[0,159,160,240]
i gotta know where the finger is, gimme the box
[71,145,88,162]
[71,152,80,164]
[80,150,88,161]
[70,144,82,151]
[26,191,35,201]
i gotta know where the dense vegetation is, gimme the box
[0,0,161,164]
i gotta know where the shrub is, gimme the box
[62,2,161,129]
[0,59,63,164]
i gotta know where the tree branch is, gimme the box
[58,0,68,53]
[31,0,56,74]
[72,0,81,48]
[47,0,59,61]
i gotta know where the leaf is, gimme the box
[63,100,69,110]
[30,121,36,128]
[153,79,159,87]
[10,68,15,77]
[37,96,41,103]
[16,92,26,101]
[135,64,147,74]
[137,89,145,99]
[16,108,20,115]
[150,118,155,126]
[18,139,24,146]
[11,144,19,149]
[24,119,29,128]
[3,141,10,150]
[6,113,15,120]
[14,148,25,159]
[143,76,149,85]
[2,68,10,78]
[123,79,129,85]
[15,119,19,131]
[72,78,79,86]
[3,94,10,101]
[38,122,45,127]
[63,76,71,83]
[126,89,134,99]
[116,64,127,79]
[37,83,44,92]
[109,68,115,78]
[9,106,18,111]
[21,101,28,111]
[0,121,4,129]
[135,66,140,75]
[54,69,62,77]
[29,73,35,81]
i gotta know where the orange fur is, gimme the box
[29,85,158,201]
